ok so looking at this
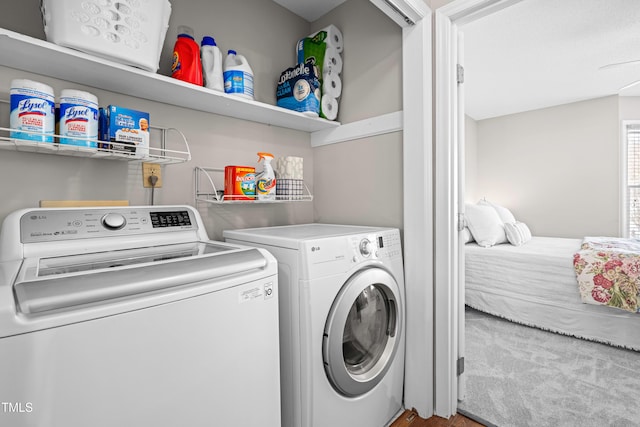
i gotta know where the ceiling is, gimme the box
[462,0,640,120]
[271,0,348,22]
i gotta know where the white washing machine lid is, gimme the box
[13,242,268,316]
[32,241,230,277]
[223,223,391,249]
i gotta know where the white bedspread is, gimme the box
[465,236,640,351]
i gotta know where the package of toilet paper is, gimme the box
[276,61,321,116]
[296,34,326,78]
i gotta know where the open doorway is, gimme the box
[436,0,640,424]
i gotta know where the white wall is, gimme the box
[311,0,403,228]
[472,95,620,238]
[619,96,640,121]
[0,0,403,239]
[464,114,478,203]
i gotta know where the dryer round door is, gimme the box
[322,267,402,397]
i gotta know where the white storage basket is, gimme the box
[41,0,172,72]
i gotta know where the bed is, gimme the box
[465,236,640,351]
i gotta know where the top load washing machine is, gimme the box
[224,223,405,427]
[0,205,281,427]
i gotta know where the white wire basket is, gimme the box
[194,167,313,204]
[0,125,191,164]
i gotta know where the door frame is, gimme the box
[400,7,435,419]
[433,0,525,418]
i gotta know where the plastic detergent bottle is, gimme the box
[224,50,254,99]
[256,152,276,200]
[171,26,203,86]
[201,36,224,92]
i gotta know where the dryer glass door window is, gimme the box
[323,268,402,397]
[343,285,392,375]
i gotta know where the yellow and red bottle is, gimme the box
[256,152,277,201]
[171,26,203,86]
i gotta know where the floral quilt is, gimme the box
[573,237,640,313]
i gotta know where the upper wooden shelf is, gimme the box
[0,28,341,133]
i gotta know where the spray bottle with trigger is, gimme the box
[256,152,276,200]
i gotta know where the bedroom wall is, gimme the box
[473,95,620,238]
[465,115,478,203]
[619,96,640,121]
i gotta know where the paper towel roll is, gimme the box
[322,70,342,99]
[321,95,339,121]
[275,156,303,179]
[323,47,343,75]
[311,25,343,53]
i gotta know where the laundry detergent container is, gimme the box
[41,0,172,72]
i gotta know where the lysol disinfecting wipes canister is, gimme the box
[59,89,99,147]
[10,79,55,142]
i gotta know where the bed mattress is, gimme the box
[465,236,640,351]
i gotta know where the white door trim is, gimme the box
[433,0,525,418]
[434,8,458,418]
[456,30,467,403]
[400,6,434,418]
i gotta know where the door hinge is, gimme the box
[457,213,465,232]
[457,357,465,376]
[457,64,464,84]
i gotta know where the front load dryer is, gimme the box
[224,223,405,427]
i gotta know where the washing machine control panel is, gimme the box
[20,207,198,243]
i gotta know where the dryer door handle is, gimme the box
[387,298,397,338]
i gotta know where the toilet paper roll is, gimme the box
[323,47,343,75]
[310,25,343,53]
[322,70,342,99]
[321,95,339,121]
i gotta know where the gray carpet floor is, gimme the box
[457,307,640,427]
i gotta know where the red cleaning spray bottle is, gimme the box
[171,25,203,86]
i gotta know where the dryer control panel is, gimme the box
[301,229,403,278]
[351,230,402,262]
[373,230,403,260]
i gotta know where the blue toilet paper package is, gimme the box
[276,61,320,116]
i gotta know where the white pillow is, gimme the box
[478,199,516,224]
[463,227,475,244]
[504,222,532,246]
[465,203,507,247]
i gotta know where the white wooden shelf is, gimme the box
[194,166,313,204]
[0,28,340,133]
